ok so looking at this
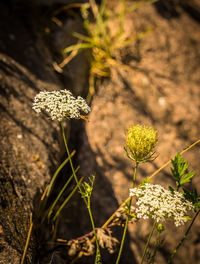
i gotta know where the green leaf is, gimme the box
[170,153,188,181]
[81,175,96,199]
[180,171,196,185]
[194,201,200,209]
[168,186,175,194]
[170,152,196,188]
[130,212,137,219]
[73,31,93,42]
[183,188,199,204]
[141,177,150,185]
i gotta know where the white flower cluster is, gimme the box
[32,90,90,121]
[130,183,194,226]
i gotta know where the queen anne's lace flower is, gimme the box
[125,125,158,163]
[32,90,90,121]
[130,183,194,226]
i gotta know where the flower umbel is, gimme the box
[125,124,158,163]
[130,183,194,226]
[32,89,90,121]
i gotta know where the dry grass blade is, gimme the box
[59,48,79,69]
[89,0,99,18]
[20,213,33,264]
[53,3,86,17]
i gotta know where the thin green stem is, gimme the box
[87,199,101,263]
[132,162,138,189]
[47,166,80,220]
[60,121,86,204]
[150,228,162,263]
[115,162,139,264]
[168,209,200,264]
[141,220,157,264]
[115,213,129,264]
[61,121,100,261]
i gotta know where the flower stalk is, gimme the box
[140,220,157,264]
[168,209,200,264]
[61,121,85,197]
[81,175,102,263]
[116,124,158,264]
[149,223,164,263]
[115,162,138,264]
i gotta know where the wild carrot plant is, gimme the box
[115,125,199,264]
[21,90,200,264]
[60,123,199,264]
[116,125,158,264]
[32,89,102,262]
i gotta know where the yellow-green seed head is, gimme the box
[125,124,158,163]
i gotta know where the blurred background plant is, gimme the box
[53,0,157,102]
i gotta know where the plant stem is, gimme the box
[115,162,139,264]
[150,227,162,263]
[60,121,86,203]
[87,199,101,263]
[149,139,200,180]
[61,121,101,261]
[168,209,200,264]
[141,220,157,264]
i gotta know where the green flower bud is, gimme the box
[157,223,165,233]
[125,124,158,163]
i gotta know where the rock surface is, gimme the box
[0,2,63,263]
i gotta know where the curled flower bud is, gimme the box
[125,124,158,163]
[32,89,90,121]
